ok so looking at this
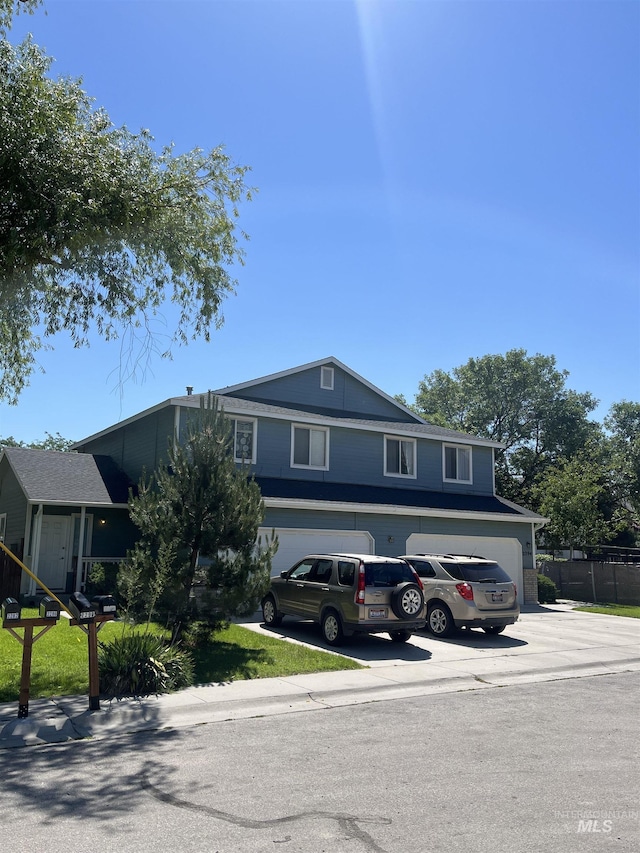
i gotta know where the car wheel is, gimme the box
[391,582,424,620]
[483,625,506,635]
[427,603,455,637]
[321,609,344,646]
[262,595,282,627]
[389,630,412,643]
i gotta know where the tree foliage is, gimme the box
[414,349,600,504]
[408,349,639,550]
[605,401,640,515]
[0,4,252,401]
[0,431,73,450]
[119,394,277,630]
[532,455,609,556]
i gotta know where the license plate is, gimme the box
[491,593,503,602]
[368,608,387,619]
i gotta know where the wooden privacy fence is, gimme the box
[539,561,640,606]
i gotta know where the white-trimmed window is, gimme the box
[443,444,472,483]
[291,424,329,469]
[232,419,256,463]
[385,436,416,478]
[320,366,334,390]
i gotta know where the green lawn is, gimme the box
[0,611,363,703]
[573,603,640,618]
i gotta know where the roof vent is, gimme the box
[186,386,193,396]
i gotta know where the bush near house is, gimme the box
[537,573,558,604]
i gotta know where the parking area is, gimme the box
[241,603,640,669]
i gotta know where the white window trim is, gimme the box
[232,417,257,464]
[384,435,417,479]
[290,423,330,471]
[320,366,334,390]
[443,443,473,484]
[0,513,6,542]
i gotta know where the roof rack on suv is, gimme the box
[413,552,489,561]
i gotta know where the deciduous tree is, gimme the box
[413,349,600,505]
[1,1,252,401]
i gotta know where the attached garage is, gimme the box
[405,533,524,604]
[259,527,374,575]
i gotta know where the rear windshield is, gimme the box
[364,562,415,587]
[440,561,513,584]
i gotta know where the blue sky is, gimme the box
[2,0,639,443]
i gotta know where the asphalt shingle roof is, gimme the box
[255,477,539,517]
[2,447,134,505]
[169,393,501,447]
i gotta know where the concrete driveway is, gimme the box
[244,602,640,670]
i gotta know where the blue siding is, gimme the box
[0,457,27,549]
[250,419,494,496]
[225,365,416,422]
[79,408,176,485]
[263,506,533,569]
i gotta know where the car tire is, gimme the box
[391,582,424,620]
[483,625,506,635]
[262,595,282,627]
[427,602,455,637]
[321,609,344,646]
[389,630,412,643]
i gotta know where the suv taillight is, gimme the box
[513,583,517,599]
[456,582,474,601]
[355,561,366,604]
[410,566,424,590]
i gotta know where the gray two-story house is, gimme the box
[0,357,545,603]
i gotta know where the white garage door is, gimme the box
[405,534,524,604]
[259,528,374,575]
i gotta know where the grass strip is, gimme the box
[573,604,640,618]
[0,611,362,702]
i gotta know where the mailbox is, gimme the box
[68,591,96,623]
[1,597,21,621]
[39,596,61,621]
[90,594,117,616]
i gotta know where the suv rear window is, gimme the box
[364,562,415,587]
[440,561,513,584]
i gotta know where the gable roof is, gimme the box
[1,447,134,506]
[72,357,503,450]
[213,356,425,424]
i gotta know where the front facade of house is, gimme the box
[0,357,546,603]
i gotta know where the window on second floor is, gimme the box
[232,418,256,464]
[291,424,329,470]
[443,443,472,483]
[384,436,416,478]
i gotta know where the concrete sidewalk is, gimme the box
[2,604,639,749]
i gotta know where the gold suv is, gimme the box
[262,553,426,646]
[401,554,519,637]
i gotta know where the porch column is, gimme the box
[77,506,86,591]
[29,504,44,597]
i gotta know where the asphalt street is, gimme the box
[0,672,638,853]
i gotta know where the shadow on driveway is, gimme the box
[259,619,433,662]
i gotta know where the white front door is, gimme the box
[38,516,71,590]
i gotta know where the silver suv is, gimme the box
[262,553,426,646]
[401,554,519,638]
